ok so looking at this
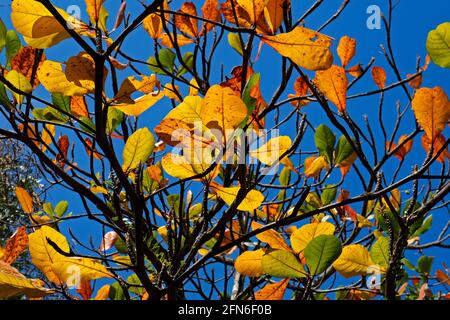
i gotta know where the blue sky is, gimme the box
[1,0,449,299]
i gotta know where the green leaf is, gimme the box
[261,249,307,278]
[417,256,434,275]
[370,236,389,268]
[79,116,96,133]
[411,215,432,237]
[401,258,417,271]
[51,94,71,114]
[304,235,342,275]
[114,237,128,254]
[278,166,291,186]
[54,201,69,218]
[127,274,144,296]
[321,185,337,205]
[177,52,194,76]
[32,107,68,123]
[228,33,244,56]
[5,30,22,68]
[5,70,32,105]
[106,107,124,134]
[315,124,335,163]
[334,135,354,165]
[108,282,125,300]
[0,82,12,109]
[426,22,450,68]
[42,202,54,217]
[148,48,176,75]
[242,73,261,114]
[0,19,6,53]
[122,127,155,172]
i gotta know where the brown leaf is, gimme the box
[289,76,310,108]
[371,66,387,89]
[84,138,103,160]
[2,227,28,264]
[77,280,92,300]
[56,135,69,168]
[11,46,46,89]
[201,0,221,33]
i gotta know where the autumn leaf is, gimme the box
[412,87,450,140]
[264,0,289,34]
[304,156,329,179]
[210,182,265,211]
[77,280,92,300]
[201,0,221,33]
[114,75,160,104]
[288,76,310,108]
[143,1,169,39]
[421,133,450,163]
[249,136,292,167]
[15,186,33,214]
[290,222,335,254]
[160,33,194,48]
[28,226,71,284]
[337,36,356,68]
[122,127,155,172]
[51,257,113,283]
[255,278,289,300]
[386,135,413,161]
[236,0,268,25]
[0,260,53,298]
[65,52,98,93]
[55,135,69,168]
[333,244,383,278]
[2,227,28,264]
[84,138,103,160]
[11,46,46,88]
[71,96,89,118]
[314,65,348,112]
[262,27,333,71]
[37,60,88,96]
[161,152,218,180]
[371,66,387,89]
[113,92,164,117]
[251,222,291,251]
[94,284,111,300]
[85,0,105,24]
[235,249,265,277]
[261,249,307,278]
[174,2,199,38]
[5,70,32,105]
[426,22,450,68]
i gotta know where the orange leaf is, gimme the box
[174,2,199,38]
[56,135,70,168]
[407,74,423,89]
[436,270,450,285]
[314,65,348,112]
[289,76,310,108]
[11,46,46,89]
[251,222,291,251]
[412,87,450,141]
[94,284,110,300]
[85,0,105,24]
[77,280,92,300]
[337,36,356,68]
[201,0,221,33]
[371,66,387,89]
[421,133,450,163]
[71,96,89,118]
[2,227,28,264]
[15,186,33,214]
[255,278,289,300]
[159,33,194,48]
[386,135,413,161]
[346,64,363,78]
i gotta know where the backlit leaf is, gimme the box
[254,278,289,300]
[210,182,264,212]
[261,249,307,278]
[426,22,450,68]
[314,65,348,112]
[290,222,335,254]
[251,222,291,251]
[304,235,342,275]
[235,249,265,277]
[122,128,155,172]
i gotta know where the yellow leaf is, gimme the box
[143,1,169,39]
[249,136,292,166]
[262,27,333,71]
[189,78,200,96]
[0,260,53,298]
[85,0,105,24]
[2,227,28,264]
[161,152,218,180]
[37,60,88,96]
[174,2,199,37]
[251,222,291,251]
[164,83,181,102]
[236,0,268,24]
[94,284,110,300]
[314,65,348,112]
[234,249,265,277]
[28,226,70,284]
[163,95,204,125]
[210,182,264,212]
[255,278,289,300]
[304,156,329,178]
[11,0,72,48]
[264,0,289,34]
[40,124,56,152]
[15,186,33,214]
[333,244,382,278]
[201,85,248,133]
[114,75,160,104]
[90,185,108,194]
[51,257,113,283]
[412,87,450,141]
[160,33,194,48]
[290,222,335,253]
[371,66,387,89]
[5,70,32,105]
[122,127,155,172]
[113,92,164,117]
[337,36,356,68]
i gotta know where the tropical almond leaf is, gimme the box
[254,278,289,300]
[122,127,155,172]
[314,65,348,112]
[371,66,387,89]
[262,27,333,71]
[411,86,450,141]
[5,70,32,105]
[37,60,88,96]
[261,249,307,278]
[2,227,28,264]
[15,186,33,214]
[51,257,113,283]
[235,249,265,277]
[304,234,342,275]
[28,226,71,284]
[249,136,292,166]
[210,182,264,212]
[113,92,164,117]
[370,236,390,269]
[290,222,335,254]
[426,22,450,68]
[333,244,382,278]
[337,36,356,68]
[251,222,291,251]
